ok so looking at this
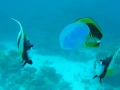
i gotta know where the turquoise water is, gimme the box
[0,0,120,90]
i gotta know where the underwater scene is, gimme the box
[0,0,120,90]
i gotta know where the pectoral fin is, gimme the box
[93,75,98,79]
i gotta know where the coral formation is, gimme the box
[0,50,71,90]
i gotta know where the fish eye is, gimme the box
[99,60,103,62]
[98,60,103,64]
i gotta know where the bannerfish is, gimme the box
[11,18,33,67]
[93,48,120,84]
[59,17,103,50]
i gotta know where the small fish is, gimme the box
[93,48,120,84]
[11,18,33,67]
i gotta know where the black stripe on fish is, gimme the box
[20,35,34,66]
[18,33,22,49]
[24,40,34,51]
[87,23,102,40]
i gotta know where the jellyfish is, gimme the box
[59,17,103,50]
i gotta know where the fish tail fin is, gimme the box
[28,60,33,64]
[22,60,32,67]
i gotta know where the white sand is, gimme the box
[2,42,119,90]
[25,52,101,90]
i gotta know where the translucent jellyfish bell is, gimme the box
[59,22,90,50]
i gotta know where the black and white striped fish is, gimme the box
[11,18,33,67]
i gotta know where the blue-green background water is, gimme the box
[0,0,120,90]
[1,0,120,49]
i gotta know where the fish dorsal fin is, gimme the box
[11,18,25,55]
[11,18,23,30]
[11,18,24,41]
[76,18,102,40]
[107,48,120,70]
[105,48,120,77]
[76,18,101,33]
